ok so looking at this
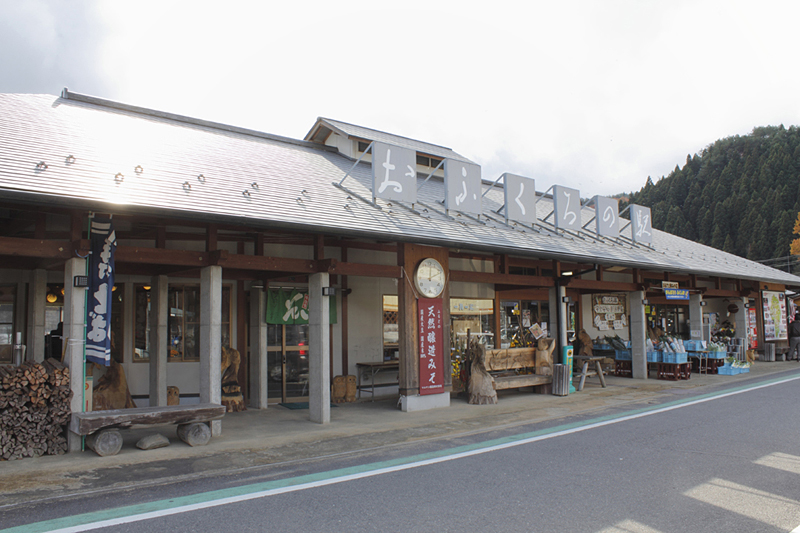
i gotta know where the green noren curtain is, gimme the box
[265,288,337,325]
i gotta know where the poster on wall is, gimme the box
[592,294,627,331]
[418,298,444,395]
[762,291,788,341]
[746,307,758,349]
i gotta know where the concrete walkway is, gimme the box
[2,360,799,505]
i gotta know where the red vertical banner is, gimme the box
[418,298,444,395]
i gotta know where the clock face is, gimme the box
[415,258,445,298]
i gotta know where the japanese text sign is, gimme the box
[630,204,653,244]
[593,195,619,238]
[444,160,482,216]
[85,217,116,366]
[418,298,444,395]
[552,185,582,231]
[371,142,417,204]
[503,173,537,225]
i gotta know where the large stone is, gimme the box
[177,422,211,447]
[136,433,170,450]
[85,429,122,457]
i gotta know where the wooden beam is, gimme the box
[450,270,554,287]
[206,224,218,252]
[314,234,325,261]
[564,279,643,292]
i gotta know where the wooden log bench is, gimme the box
[70,403,226,456]
[482,347,552,391]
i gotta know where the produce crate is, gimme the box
[662,352,688,364]
[646,351,661,363]
[615,349,632,361]
[684,340,702,351]
[717,365,737,375]
[706,351,727,359]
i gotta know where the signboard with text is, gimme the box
[444,160,482,216]
[593,195,619,238]
[503,173,537,225]
[418,298,444,395]
[371,142,417,204]
[552,185,582,232]
[630,204,653,244]
[664,288,690,300]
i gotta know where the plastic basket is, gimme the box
[615,349,632,361]
[646,351,661,363]
[662,352,688,364]
[718,365,735,375]
[707,351,727,359]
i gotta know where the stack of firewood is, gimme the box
[0,358,72,460]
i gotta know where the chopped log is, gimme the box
[0,360,72,461]
[85,429,123,457]
[177,422,211,447]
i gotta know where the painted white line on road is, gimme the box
[26,374,800,533]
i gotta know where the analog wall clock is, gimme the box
[414,258,445,298]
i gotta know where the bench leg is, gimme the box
[595,361,607,388]
[85,429,123,457]
[178,422,212,447]
[578,361,589,391]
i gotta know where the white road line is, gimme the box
[36,375,800,533]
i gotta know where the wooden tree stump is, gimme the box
[177,422,211,447]
[85,429,123,457]
[468,342,497,405]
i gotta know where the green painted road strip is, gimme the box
[6,373,800,533]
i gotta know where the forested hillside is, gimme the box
[623,125,800,261]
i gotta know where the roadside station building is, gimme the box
[1,90,799,452]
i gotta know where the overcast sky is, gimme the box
[2,0,798,197]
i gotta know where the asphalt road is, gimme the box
[6,376,800,533]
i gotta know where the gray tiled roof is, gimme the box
[306,117,475,164]
[0,92,798,287]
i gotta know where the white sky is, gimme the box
[2,0,799,197]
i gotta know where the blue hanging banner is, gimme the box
[85,217,116,366]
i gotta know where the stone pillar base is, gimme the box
[400,393,450,412]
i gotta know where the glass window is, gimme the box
[383,295,398,361]
[450,298,494,356]
[134,283,231,363]
[500,300,549,347]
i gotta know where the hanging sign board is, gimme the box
[592,293,627,331]
[418,298,444,395]
[444,160,482,216]
[371,142,417,204]
[85,217,117,367]
[593,195,619,238]
[762,290,787,341]
[552,185,582,231]
[664,289,690,300]
[503,173,537,225]
[630,204,653,244]
[265,288,337,324]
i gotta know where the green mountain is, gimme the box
[623,125,800,261]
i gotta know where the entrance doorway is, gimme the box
[267,324,310,404]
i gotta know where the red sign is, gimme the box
[418,298,444,395]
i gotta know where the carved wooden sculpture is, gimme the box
[468,341,497,405]
[221,346,246,412]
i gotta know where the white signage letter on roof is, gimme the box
[630,204,653,244]
[552,185,582,231]
[371,142,417,204]
[593,195,619,238]
[444,160,482,216]
[503,173,537,225]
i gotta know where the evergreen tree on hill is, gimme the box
[624,125,800,261]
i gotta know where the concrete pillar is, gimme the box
[309,273,330,424]
[148,276,169,406]
[26,269,47,362]
[15,281,26,351]
[249,286,268,409]
[630,291,647,379]
[200,266,222,436]
[689,294,704,340]
[549,286,568,359]
[733,297,747,342]
[63,257,86,452]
